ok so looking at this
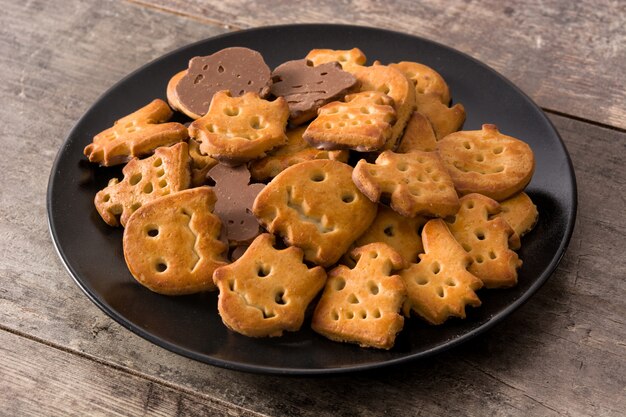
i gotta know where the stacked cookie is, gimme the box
[84,46,538,349]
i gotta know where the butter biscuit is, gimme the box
[213,233,326,337]
[84,99,188,166]
[189,91,289,165]
[446,193,522,288]
[123,187,227,295]
[437,124,535,201]
[253,160,377,267]
[94,142,191,227]
[312,243,406,349]
[353,150,460,218]
[400,219,483,324]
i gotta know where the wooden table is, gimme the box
[2,0,624,415]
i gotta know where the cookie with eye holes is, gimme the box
[446,193,522,288]
[249,125,349,181]
[84,99,188,166]
[495,192,538,241]
[305,47,367,73]
[437,124,535,201]
[253,159,378,267]
[189,91,289,165]
[351,206,428,266]
[352,64,416,149]
[94,142,191,227]
[352,150,460,218]
[213,233,326,337]
[303,91,396,152]
[123,187,228,295]
[400,219,483,325]
[312,243,406,350]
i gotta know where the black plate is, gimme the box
[47,24,577,375]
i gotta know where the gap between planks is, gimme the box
[124,0,626,135]
[0,323,269,417]
[124,0,244,29]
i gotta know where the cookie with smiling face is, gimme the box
[213,233,326,337]
[253,159,377,267]
[437,124,535,201]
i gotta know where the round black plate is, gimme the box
[47,24,577,375]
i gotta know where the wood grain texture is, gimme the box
[138,0,626,131]
[0,330,262,417]
[0,0,625,416]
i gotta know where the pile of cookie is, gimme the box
[84,46,538,349]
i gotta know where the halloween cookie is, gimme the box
[270,59,358,126]
[123,187,227,295]
[253,159,377,267]
[84,99,188,166]
[400,219,483,324]
[352,150,460,218]
[437,124,535,201]
[446,193,522,288]
[168,47,272,119]
[189,91,289,165]
[312,243,406,349]
[303,91,396,152]
[94,142,191,227]
[213,233,326,337]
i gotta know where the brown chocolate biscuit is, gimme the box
[208,164,264,245]
[270,59,359,126]
[174,47,272,117]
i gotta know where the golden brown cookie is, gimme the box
[123,187,228,295]
[94,142,191,227]
[389,61,451,105]
[495,192,538,240]
[84,99,188,166]
[400,219,483,324]
[352,150,460,218]
[352,206,427,266]
[189,91,289,165]
[188,138,217,187]
[253,159,377,267]
[213,233,326,337]
[312,243,406,349]
[397,111,438,153]
[249,125,349,181]
[353,64,416,149]
[303,91,396,152]
[305,48,367,72]
[415,93,465,140]
[446,193,522,288]
[437,124,535,201]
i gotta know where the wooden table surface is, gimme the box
[2,0,625,415]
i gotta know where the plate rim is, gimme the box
[46,23,578,375]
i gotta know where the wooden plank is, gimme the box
[136,0,626,131]
[0,330,262,416]
[0,0,625,416]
